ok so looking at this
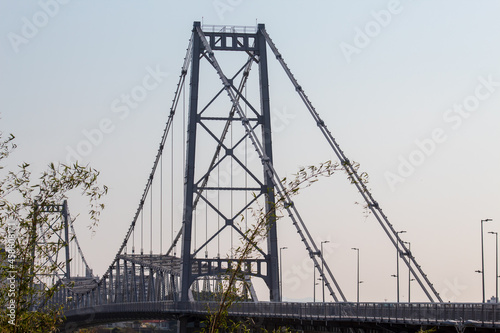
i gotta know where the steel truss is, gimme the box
[36,200,96,310]
[36,201,71,281]
[180,21,279,302]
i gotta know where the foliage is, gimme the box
[74,328,98,333]
[202,160,354,333]
[417,328,437,333]
[0,131,107,332]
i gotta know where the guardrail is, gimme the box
[201,25,257,34]
[64,301,500,329]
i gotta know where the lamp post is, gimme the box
[475,269,482,299]
[313,279,320,302]
[481,219,492,303]
[313,264,316,302]
[403,241,411,303]
[321,240,330,303]
[489,231,498,302]
[409,278,415,302]
[352,248,360,303]
[279,246,287,302]
[396,230,406,303]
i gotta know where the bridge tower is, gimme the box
[180,22,280,302]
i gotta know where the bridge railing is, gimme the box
[63,301,500,328]
[181,301,499,327]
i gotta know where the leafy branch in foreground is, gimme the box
[0,130,107,332]
[203,160,364,333]
[342,160,373,218]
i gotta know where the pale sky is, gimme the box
[1,1,500,303]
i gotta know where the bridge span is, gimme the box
[64,301,499,332]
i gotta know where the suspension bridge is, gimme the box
[35,22,499,332]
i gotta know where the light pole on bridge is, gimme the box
[403,241,412,303]
[313,263,316,302]
[475,269,483,301]
[481,219,492,303]
[313,278,321,302]
[489,231,498,302]
[280,246,287,301]
[321,240,329,303]
[352,247,360,303]
[396,230,406,303]
[391,273,397,301]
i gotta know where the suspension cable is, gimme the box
[141,209,144,255]
[99,35,193,281]
[205,201,208,258]
[183,70,186,184]
[171,108,175,248]
[194,206,197,251]
[217,164,220,258]
[260,28,442,303]
[150,181,153,255]
[245,83,248,232]
[230,107,234,254]
[68,211,93,277]
[160,153,163,254]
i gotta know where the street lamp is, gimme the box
[489,231,498,302]
[321,240,330,303]
[409,278,415,302]
[313,263,316,302]
[403,241,412,303]
[313,279,320,302]
[391,274,397,287]
[481,219,492,303]
[279,246,287,302]
[352,248,360,303]
[396,230,406,303]
[475,269,483,302]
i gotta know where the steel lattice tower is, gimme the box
[180,22,280,302]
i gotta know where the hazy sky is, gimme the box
[1,1,500,303]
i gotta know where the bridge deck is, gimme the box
[63,301,500,331]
